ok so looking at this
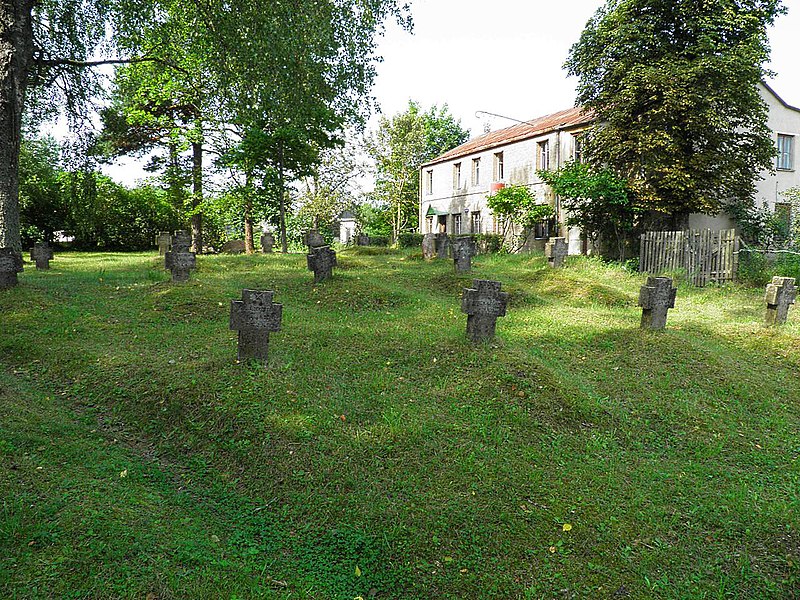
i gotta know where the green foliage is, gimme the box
[738,248,800,286]
[475,233,505,254]
[566,0,785,220]
[398,233,424,248]
[368,101,469,240]
[539,161,635,258]
[18,137,69,245]
[355,202,393,238]
[486,185,554,231]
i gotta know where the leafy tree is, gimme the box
[565,0,785,227]
[539,162,636,259]
[369,101,469,241]
[18,136,68,245]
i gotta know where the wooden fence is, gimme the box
[639,229,739,286]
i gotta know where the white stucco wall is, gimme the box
[419,127,585,252]
[755,84,800,211]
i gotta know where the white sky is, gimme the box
[102,0,800,186]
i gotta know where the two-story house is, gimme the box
[419,82,800,252]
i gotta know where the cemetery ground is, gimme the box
[1,249,798,599]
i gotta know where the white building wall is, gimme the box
[755,85,800,212]
[419,128,586,253]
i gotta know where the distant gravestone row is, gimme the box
[165,230,196,282]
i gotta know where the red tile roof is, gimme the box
[422,106,595,167]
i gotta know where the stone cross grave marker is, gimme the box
[638,276,676,329]
[435,233,450,259]
[357,234,370,246]
[164,230,196,282]
[261,232,275,253]
[545,237,568,268]
[0,248,23,289]
[304,229,326,249]
[307,245,337,283]
[30,242,53,270]
[155,231,172,255]
[452,237,477,273]
[461,279,509,342]
[422,233,436,260]
[229,289,283,364]
[765,276,798,326]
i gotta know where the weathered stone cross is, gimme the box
[303,229,326,249]
[461,279,509,342]
[452,236,477,273]
[0,248,23,290]
[638,276,676,329]
[765,276,798,326]
[545,237,568,268]
[30,242,53,270]
[307,245,337,283]
[422,233,436,260]
[434,233,450,259]
[164,230,196,282]
[260,232,275,253]
[155,231,172,255]
[229,289,283,364]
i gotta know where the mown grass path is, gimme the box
[1,249,798,598]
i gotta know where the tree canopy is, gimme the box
[368,101,469,240]
[565,0,786,225]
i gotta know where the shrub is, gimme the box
[738,248,800,287]
[368,235,390,247]
[476,234,504,254]
[398,233,424,248]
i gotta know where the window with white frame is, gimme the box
[572,134,584,163]
[452,213,462,234]
[425,169,433,195]
[777,134,794,170]
[453,163,462,189]
[538,140,550,170]
[472,158,481,185]
[494,152,504,181]
[471,211,482,234]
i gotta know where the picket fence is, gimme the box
[639,228,739,287]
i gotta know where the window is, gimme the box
[472,158,481,185]
[777,134,794,170]
[425,170,433,195]
[538,140,550,170]
[494,152,504,181]
[452,213,462,234]
[572,134,584,163]
[425,215,434,233]
[471,211,482,234]
[453,163,462,189]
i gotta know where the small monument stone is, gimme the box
[229,289,283,364]
[261,232,275,253]
[304,229,326,249]
[545,237,568,268]
[765,276,798,326]
[155,231,172,255]
[452,237,477,273]
[165,230,196,282]
[30,242,53,270]
[461,279,509,342]
[0,248,23,289]
[638,276,676,330]
[356,234,370,246]
[435,233,450,259]
[422,233,436,260]
[307,245,337,283]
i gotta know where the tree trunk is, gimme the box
[191,138,203,253]
[243,172,254,254]
[0,1,34,252]
[278,140,288,253]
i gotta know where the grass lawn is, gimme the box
[1,248,798,599]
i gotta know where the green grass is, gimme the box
[1,249,798,599]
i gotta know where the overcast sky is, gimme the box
[103,0,800,185]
